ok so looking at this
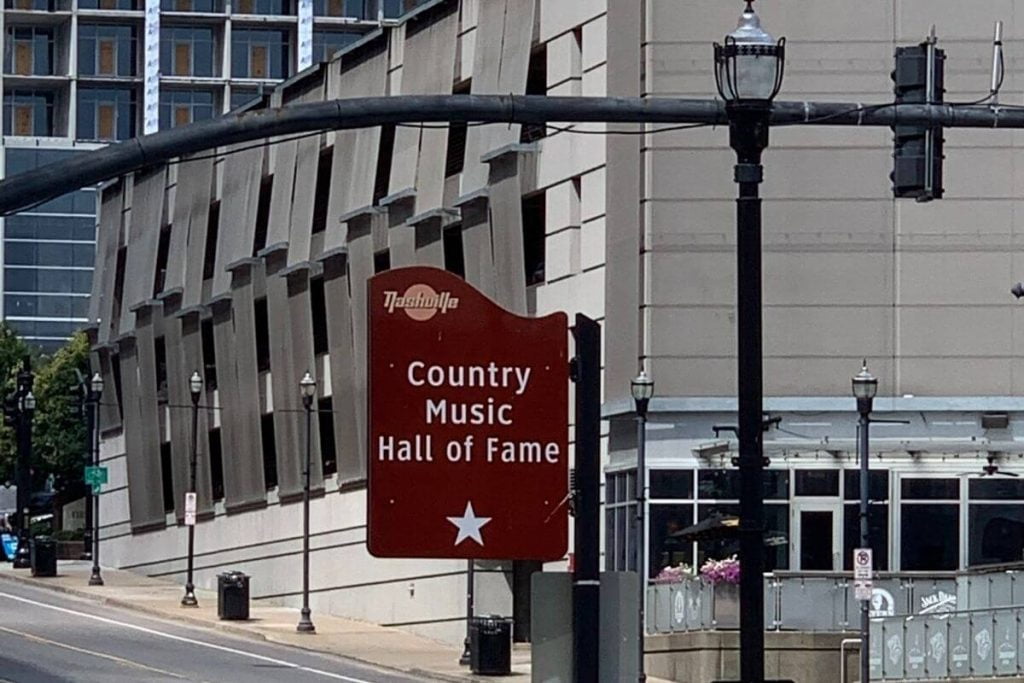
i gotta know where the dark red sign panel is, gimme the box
[367,267,569,560]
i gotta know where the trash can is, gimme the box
[217,571,249,620]
[469,615,512,675]
[30,536,57,577]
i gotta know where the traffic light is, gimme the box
[891,40,945,201]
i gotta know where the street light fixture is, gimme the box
[630,369,654,683]
[182,370,202,607]
[88,373,104,586]
[297,370,316,633]
[852,360,878,683]
[714,3,785,681]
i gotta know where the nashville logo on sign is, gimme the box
[383,284,460,321]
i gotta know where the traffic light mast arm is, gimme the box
[0,94,1020,216]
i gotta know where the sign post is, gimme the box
[367,267,570,560]
[853,547,873,601]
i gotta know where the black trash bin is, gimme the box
[30,536,56,577]
[469,615,512,675]
[217,571,250,620]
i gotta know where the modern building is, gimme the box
[1,0,427,350]
[84,0,1024,676]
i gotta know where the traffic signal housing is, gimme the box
[891,41,945,201]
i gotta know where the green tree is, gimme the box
[0,325,34,484]
[32,332,89,498]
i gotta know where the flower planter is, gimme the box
[712,582,740,628]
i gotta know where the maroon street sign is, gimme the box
[367,267,569,560]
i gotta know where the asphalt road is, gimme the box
[0,580,434,683]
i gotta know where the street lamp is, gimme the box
[11,367,35,571]
[852,360,878,683]
[182,370,202,607]
[88,372,104,586]
[713,3,785,681]
[630,370,654,683]
[297,370,316,633]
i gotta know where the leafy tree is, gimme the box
[0,325,34,484]
[32,332,89,500]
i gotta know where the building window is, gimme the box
[233,0,292,15]
[254,297,270,372]
[78,24,137,76]
[3,268,92,293]
[312,0,368,17]
[372,123,394,203]
[159,89,216,129]
[79,0,139,9]
[900,476,959,570]
[4,294,89,318]
[696,469,790,571]
[231,29,290,79]
[4,242,95,267]
[78,87,136,141]
[520,44,547,142]
[647,470,695,579]
[444,80,470,177]
[161,0,221,11]
[160,441,175,513]
[230,88,260,111]
[522,192,545,286]
[605,470,637,573]
[310,277,328,355]
[252,174,272,254]
[160,26,215,77]
[3,89,56,136]
[373,249,390,273]
[4,0,58,9]
[843,470,889,571]
[260,413,277,489]
[968,478,1024,567]
[318,397,336,477]
[311,148,331,234]
[795,469,840,497]
[443,223,464,278]
[382,0,425,18]
[208,427,225,501]
[200,317,217,389]
[202,199,219,279]
[3,27,55,76]
[311,30,361,63]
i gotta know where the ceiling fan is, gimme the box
[957,455,1019,478]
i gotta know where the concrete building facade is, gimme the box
[86,0,1024,655]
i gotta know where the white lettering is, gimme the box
[407,361,425,386]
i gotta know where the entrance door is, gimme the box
[793,505,841,570]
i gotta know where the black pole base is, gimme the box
[88,567,104,586]
[458,637,471,666]
[181,584,198,607]
[296,607,315,633]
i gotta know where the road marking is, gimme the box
[0,625,186,679]
[0,592,376,683]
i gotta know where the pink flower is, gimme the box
[699,555,741,585]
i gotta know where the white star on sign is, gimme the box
[447,501,492,547]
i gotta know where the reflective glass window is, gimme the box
[231,29,290,79]
[795,469,840,497]
[2,90,56,136]
[969,504,1024,566]
[160,26,215,77]
[649,470,693,499]
[901,504,959,570]
[649,504,693,578]
[79,0,139,9]
[312,0,368,17]
[902,478,959,500]
[160,0,220,11]
[3,27,56,76]
[843,503,889,570]
[159,89,216,129]
[844,470,890,501]
[311,30,361,63]
[233,0,291,15]
[78,24,136,76]
[78,87,137,141]
[697,469,789,500]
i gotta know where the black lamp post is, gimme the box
[852,361,878,683]
[11,360,35,570]
[181,370,202,607]
[713,3,785,681]
[630,369,653,683]
[297,370,316,633]
[88,372,104,586]
[458,560,475,665]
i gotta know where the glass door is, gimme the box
[793,504,841,570]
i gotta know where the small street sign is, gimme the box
[184,492,197,526]
[854,579,873,601]
[854,547,873,580]
[83,466,108,493]
[367,267,569,560]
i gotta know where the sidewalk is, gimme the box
[0,560,526,682]
[0,561,676,682]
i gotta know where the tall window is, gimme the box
[160,0,220,11]
[311,30,360,63]
[697,469,790,571]
[900,477,960,570]
[231,29,290,79]
[159,89,215,129]
[968,478,1024,566]
[233,0,291,15]
[312,0,368,17]
[78,24,137,77]
[3,90,55,136]
[648,470,696,578]
[605,469,637,572]
[79,0,139,9]
[78,87,136,140]
[160,26,215,77]
[3,27,55,76]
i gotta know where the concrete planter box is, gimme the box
[56,540,84,560]
[712,583,740,628]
